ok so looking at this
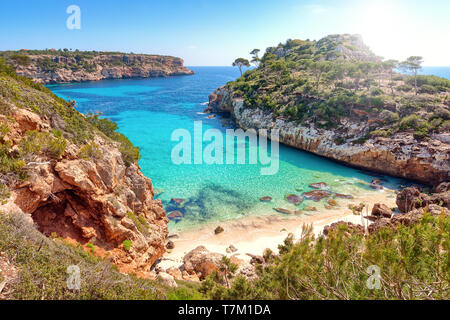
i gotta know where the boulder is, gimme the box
[302,190,332,201]
[166,267,183,280]
[323,221,364,236]
[285,194,303,205]
[183,246,224,279]
[309,182,328,189]
[371,203,392,218]
[396,187,424,213]
[166,240,175,250]
[156,272,178,288]
[167,211,183,221]
[214,226,224,235]
[260,196,272,202]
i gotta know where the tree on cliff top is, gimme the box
[400,56,423,95]
[250,49,261,66]
[232,58,250,76]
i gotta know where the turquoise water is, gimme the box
[49,67,415,232]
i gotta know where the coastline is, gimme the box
[156,187,397,270]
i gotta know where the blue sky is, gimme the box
[0,0,449,66]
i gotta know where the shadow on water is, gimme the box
[162,183,255,223]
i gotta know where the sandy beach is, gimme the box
[156,187,397,270]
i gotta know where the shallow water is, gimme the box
[49,67,414,232]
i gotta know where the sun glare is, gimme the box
[358,2,407,59]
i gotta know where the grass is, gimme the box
[0,211,201,300]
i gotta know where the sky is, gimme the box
[0,0,449,66]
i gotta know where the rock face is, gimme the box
[207,87,450,186]
[396,185,450,213]
[13,53,194,84]
[1,107,168,277]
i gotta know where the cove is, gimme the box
[49,67,411,232]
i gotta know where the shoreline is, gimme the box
[156,187,397,270]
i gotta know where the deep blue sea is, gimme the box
[48,66,449,231]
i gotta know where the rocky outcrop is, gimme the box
[13,53,194,84]
[396,185,450,213]
[207,87,450,186]
[1,107,168,277]
[182,246,224,280]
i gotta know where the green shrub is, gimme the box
[78,142,102,160]
[399,114,421,131]
[123,240,133,251]
[202,214,449,300]
[0,182,10,201]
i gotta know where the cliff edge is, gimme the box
[0,60,168,276]
[0,50,194,84]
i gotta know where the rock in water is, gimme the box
[260,196,273,202]
[302,190,332,201]
[334,193,354,199]
[167,211,183,221]
[285,194,303,205]
[170,198,186,206]
[273,208,292,215]
[309,182,328,189]
[214,226,224,235]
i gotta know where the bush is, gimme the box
[123,240,133,251]
[0,212,169,300]
[202,214,449,300]
[399,114,421,131]
[419,84,438,94]
[397,84,413,92]
[78,142,102,160]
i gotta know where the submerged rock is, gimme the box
[170,198,186,206]
[302,190,332,201]
[260,196,273,202]
[309,182,328,189]
[273,208,292,215]
[167,211,183,221]
[327,199,338,206]
[285,194,303,205]
[334,193,354,199]
[304,206,318,212]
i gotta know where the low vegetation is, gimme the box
[227,34,450,139]
[200,212,449,300]
[0,212,201,300]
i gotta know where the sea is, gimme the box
[48,66,449,232]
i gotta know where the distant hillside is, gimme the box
[207,34,450,185]
[0,49,194,84]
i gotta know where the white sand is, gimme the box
[156,188,397,270]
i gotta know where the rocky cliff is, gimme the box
[206,34,450,186]
[208,86,449,186]
[0,64,168,276]
[1,51,193,84]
